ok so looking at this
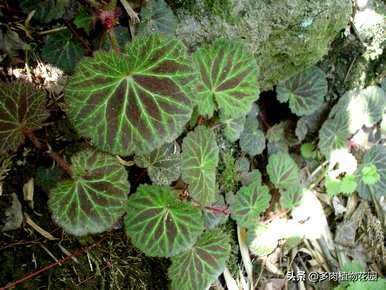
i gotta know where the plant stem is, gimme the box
[204,205,230,215]
[23,129,73,177]
[108,29,121,54]
[36,26,67,36]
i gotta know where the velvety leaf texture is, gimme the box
[181,126,219,206]
[203,195,228,230]
[42,30,85,72]
[168,229,230,290]
[135,142,181,185]
[266,152,301,193]
[239,114,266,156]
[48,150,130,236]
[0,81,49,153]
[192,39,259,119]
[276,66,327,116]
[137,0,177,36]
[124,185,204,257]
[318,113,350,158]
[230,182,270,227]
[222,114,246,142]
[65,33,194,155]
[357,145,386,199]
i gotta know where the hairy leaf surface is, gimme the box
[239,115,265,156]
[222,114,246,142]
[277,66,327,116]
[42,30,85,72]
[267,152,301,193]
[357,145,386,199]
[135,142,181,185]
[137,0,177,35]
[169,229,230,290]
[230,182,270,227]
[181,126,219,205]
[0,81,49,153]
[124,185,204,257]
[193,39,259,119]
[49,150,130,236]
[65,34,194,155]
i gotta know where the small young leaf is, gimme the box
[230,182,270,227]
[267,152,301,193]
[20,0,69,23]
[48,150,130,236]
[73,7,94,34]
[276,66,327,116]
[325,176,343,197]
[247,223,279,256]
[239,115,266,156]
[137,0,177,36]
[239,169,262,186]
[300,143,316,159]
[42,30,85,72]
[135,142,181,185]
[361,164,380,185]
[235,157,250,173]
[0,81,49,153]
[124,185,204,257]
[280,189,303,210]
[193,39,259,119]
[340,174,357,195]
[168,229,230,290]
[181,126,219,206]
[357,145,386,199]
[222,114,246,142]
[65,34,194,155]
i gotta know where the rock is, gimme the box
[174,0,352,90]
[0,193,23,232]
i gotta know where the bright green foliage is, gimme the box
[361,164,380,185]
[192,39,259,119]
[318,113,350,158]
[300,143,317,159]
[230,182,270,228]
[48,150,130,236]
[280,189,303,210]
[42,30,85,72]
[222,114,246,142]
[326,175,357,196]
[137,0,177,36]
[65,34,194,155]
[267,152,301,193]
[276,66,327,116]
[168,229,230,290]
[357,145,386,199]
[181,126,219,205]
[124,185,204,257]
[203,195,228,229]
[135,142,181,185]
[239,114,266,156]
[20,0,69,23]
[0,81,49,153]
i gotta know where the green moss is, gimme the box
[175,0,352,90]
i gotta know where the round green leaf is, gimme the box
[124,185,204,257]
[230,183,270,228]
[137,0,177,36]
[181,126,219,206]
[222,114,246,142]
[0,81,49,153]
[266,152,301,193]
[193,39,259,119]
[239,115,266,156]
[48,149,130,236]
[318,113,350,158]
[168,229,230,290]
[42,30,85,72]
[276,66,327,116]
[361,164,380,185]
[135,142,181,185]
[65,33,194,155]
[240,169,262,186]
[357,145,386,199]
[300,143,316,159]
